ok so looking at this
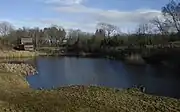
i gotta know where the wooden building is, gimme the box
[21,37,34,51]
[95,29,106,39]
[15,37,34,51]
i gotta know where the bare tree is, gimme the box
[136,23,150,35]
[162,0,180,32]
[97,22,119,37]
[0,21,14,37]
[68,29,81,38]
[95,29,106,39]
[152,18,168,34]
[135,23,155,47]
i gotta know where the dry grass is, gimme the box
[0,84,180,112]
[0,50,38,58]
[0,63,36,76]
[0,70,29,90]
[0,63,179,112]
[0,58,32,63]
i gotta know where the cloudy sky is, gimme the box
[0,0,169,32]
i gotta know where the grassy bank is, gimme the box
[0,50,38,58]
[0,63,36,76]
[0,63,179,112]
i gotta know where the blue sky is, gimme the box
[0,0,170,32]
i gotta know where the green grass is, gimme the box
[0,69,179,112]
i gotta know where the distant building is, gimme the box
[59,39,68,47]
[62,39,67,43]
[19,37,34,51]
[95,29,106,39]
[21,37,33,44]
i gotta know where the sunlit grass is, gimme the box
[0,50,38,58]
[0,84,180,112]
[0,63,36,76]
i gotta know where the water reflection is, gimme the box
[27,57,180,98]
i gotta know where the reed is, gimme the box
[0,50,38,58]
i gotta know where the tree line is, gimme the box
[0,0,180,52]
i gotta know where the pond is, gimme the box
[27,57,180,98]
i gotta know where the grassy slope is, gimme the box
[0,71,180,112]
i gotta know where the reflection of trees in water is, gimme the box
[49,58,67,87]
[62,57,77,85]
[92,59,130,88]
[121,64,170,88]
[146,64,180,79]
[116,63,147,87]
[92,59,107,74]
[91,59,106,84]
[107,60,145,88]
[122,64,180,98]
[73,58,98,85]
[91,59,108,86]
[34,57,68,88]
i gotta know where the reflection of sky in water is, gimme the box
[27,57,180,98]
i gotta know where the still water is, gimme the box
[27,57,180,98]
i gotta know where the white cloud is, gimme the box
[24,18,96,32]
[2,0,163,33]
[34,18,96,32]
[44,0,85,5]
[53,5,100,13]
[54,5,161,24]
[0,18,95,32]
[51,4,162,32]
